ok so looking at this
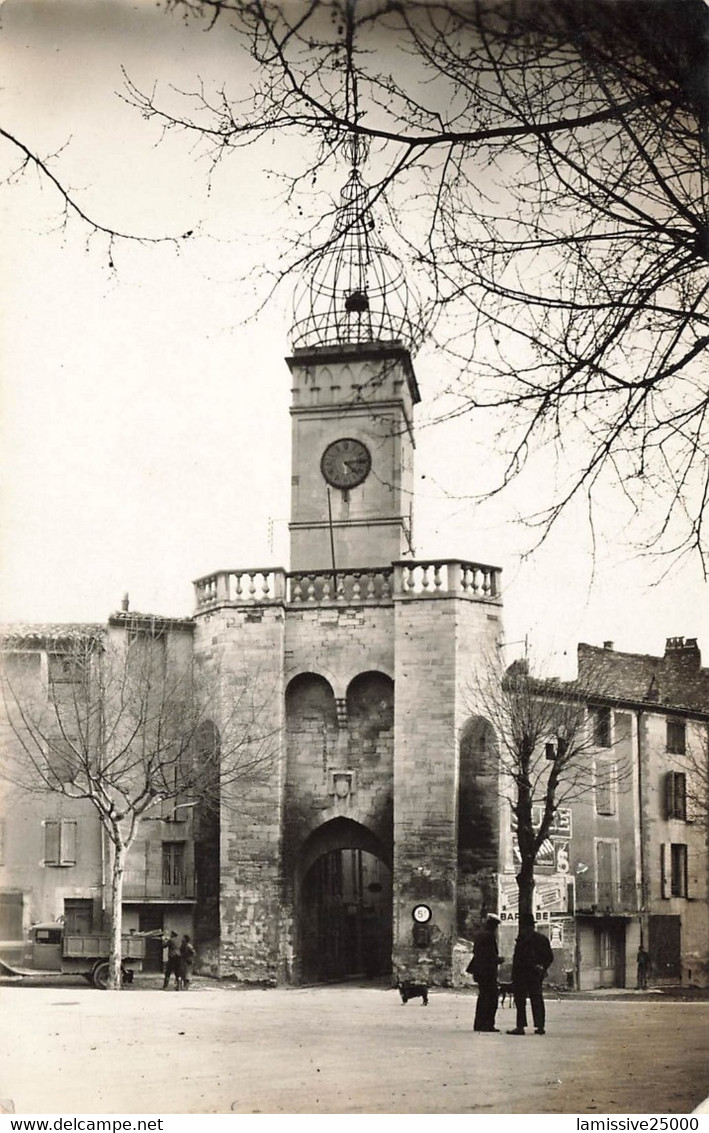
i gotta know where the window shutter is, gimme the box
[596,762,615,816]
[676,774,687,821]
[0,818,4,866]
[687,846,704,900]
[664,773,675,819]
[660,843,671,898]
[44,820,60,865]
[664,772,687,820]
[60,820,77,866]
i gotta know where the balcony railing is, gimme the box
[574,879,639,915]
[122,870,195,901]
[193,559,502,611]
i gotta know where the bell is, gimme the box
[344,290,369,312]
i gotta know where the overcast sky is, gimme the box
[1,0,708,676]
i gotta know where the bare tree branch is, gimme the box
[136,0,709,570]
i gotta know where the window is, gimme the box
[35,926,62,945]
[595,760,617,816]
[46,736,79,784]
[595,839,620,908]
[47,651,86,685]
[665,772,687,820]
[44,819,77,866]
[666,719,686,755]
[162,842,186,888]
[661,843,688,898]
[592,707,611,748]
[594,927,619,970]
[47,649,89,708]
[126,626,166,677]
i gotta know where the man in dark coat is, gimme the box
[469,913,504,1032]
[162,931,181,990]
[507,913,554,1035]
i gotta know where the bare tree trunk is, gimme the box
[516,857,535,922]
[108,841,127,990]
[516,770,537,921]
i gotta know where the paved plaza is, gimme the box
[1,981,708,1115]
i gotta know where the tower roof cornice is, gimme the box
[286,341,421,405]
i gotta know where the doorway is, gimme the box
[649,915,681,981]
[138,906,164,971]
[301,848,392,981]
[297,819,392,983]
[594,919,626,987]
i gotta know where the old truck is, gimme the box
[0,922,146,988]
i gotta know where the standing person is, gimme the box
[179,934,196,990]
[468,912,504,1033]
[636,945,650,990]
[162,931,181,990]
[507,913,554,1035]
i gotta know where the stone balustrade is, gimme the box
[393,559,500,600]
[193,559,501,611]
[194,569,286,609]
[288,567,393,603]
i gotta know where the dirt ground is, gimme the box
[1,979,708,1115]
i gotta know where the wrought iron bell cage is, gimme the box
[291,165,423,354]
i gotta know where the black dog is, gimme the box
[398,980,429,1006]
[498,981,514,1008]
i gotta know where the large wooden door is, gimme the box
[649,915,681,981]
[301,848,392,982]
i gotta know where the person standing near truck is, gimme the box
[636,945,650,990]
[179,935,195,990]
[162,931,181,990]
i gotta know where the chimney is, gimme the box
[665,636,685,651]
[121,593,130,613]
[664,636,701,668]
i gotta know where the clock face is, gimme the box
[412,904,432,924]
[320,437,371,490]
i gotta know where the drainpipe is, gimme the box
[636,710,648,951]
[100,823,107,932]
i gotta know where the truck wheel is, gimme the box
[91,961,110,989]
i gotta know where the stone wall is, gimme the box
[392,595,503,985]
[193,605,286,983]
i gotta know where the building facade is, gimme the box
[493,640,709,990]
[574,639,709,988]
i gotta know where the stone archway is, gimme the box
[457,715,500,937]
[298,818,392,983]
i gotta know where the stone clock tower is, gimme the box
[288,341,419,571]
[287,163,422,572]
[191,152,504,989]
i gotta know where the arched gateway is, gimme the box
[297,818,392,982]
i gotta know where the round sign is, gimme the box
[412,904,432,924]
